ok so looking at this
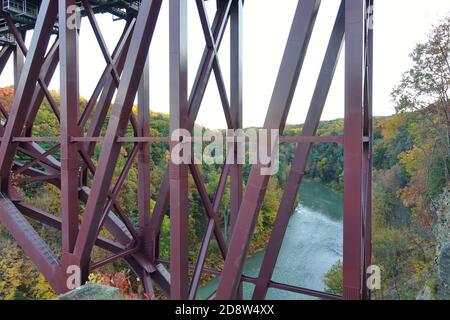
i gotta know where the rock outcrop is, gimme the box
[58,283,123,300]
[432,189,450,299]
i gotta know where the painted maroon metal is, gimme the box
[59,0,80,258]
[252,0,345,299]
[343,0,369,300]
[169,0,189,300]
[0,0,373,300]
[364,0,374,300]
[216,0,322,299]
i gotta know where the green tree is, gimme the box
[392,16,450,180]
[324,260,343,296]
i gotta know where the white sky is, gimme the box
[1,0,450,129]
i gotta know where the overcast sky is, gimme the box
[1,0,450,129]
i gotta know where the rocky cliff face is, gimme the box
[432,190,450,299]
[58,283,123,300]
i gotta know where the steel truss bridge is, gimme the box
[0,0,373,300]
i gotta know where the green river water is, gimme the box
[197,179,343,300]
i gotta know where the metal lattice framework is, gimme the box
[0,0,373,300]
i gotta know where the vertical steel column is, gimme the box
[59,0,80,255]
[230,0,243,234]
[138,56,153,261]
[343,0,367,300]
[169,0,189,300]
[362,0,374,299]
[229,0,244,300]
[149,3,232,259]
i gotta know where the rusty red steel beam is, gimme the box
[0,104,9,122]
[1,67,163,300]
[73,0,163,278]
[343,0,368,300]
[189,219,215,300]
[82,21,135,157]
[1,135,343,144]
[0,1,165,294]
[16,145,60,172]
[12,22,25,89]
[149,0,234,264]
[216,0,322,299]
[362,0,374,300]
[16,174,60,183]
[59,0,81,256]
[12,163,60,187]
[90,246,140,271]
[195,0,233,129]
[5,37,61,180]
[188,0,233,126]
[0,194,66,293]
[167,0,241,299]
[98,145,141,243]
[77,145,140,244]
[80,0,121,85]
[15,200,166,294]
[229,0,244,191]
[3,13,61,122]
[187,160,234,299]
[80,183,170,294]
[14,144,60,176]
[80,0,140,136]
[145,2,239,289]
[169,0,189,300]
[0,46,13,76]
[14,144,61,187]
[2,11,140,271]
[229,3,243,300]
[24,38,60,137]
[158,256,343,301]
[189,164,228,257]
[78,19,135,193]
[134,56,169,297]
[137,55,154,263]
[79,18,135,129]
[79,136,170,293]
[0,0,58,192]
[0,9,60,203]
[77,10,139,138]
[16,202,127,254]
[252,0,345,299]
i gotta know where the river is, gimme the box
[197,179,343,300]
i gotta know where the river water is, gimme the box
[197,180,343,300]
